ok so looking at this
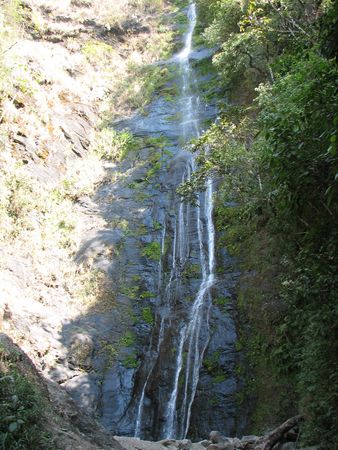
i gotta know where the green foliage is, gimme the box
[98,340,119,369]
[255,58,338,446]
[177,107,260,205]
[131,275,141,282]
[143,135,169,149]
[119,331,136,347]
[234,340,243,353]
[0,164,83,252]
[140,291,156,299]
[201,0,242,46]
[152,220,162,231]
[124,224,148,237]
[258,53,338,229]
[181,263,201,279]
[203,350,227,384]
[82,40,114,63]
[175,11,188,26]
[142,241,161,260]
[212,373,226,384]
[184,1,338,446]
[0,345,53,449]
[0,170,38,236]
[121,353,139,369]
[203,350,222,375]
[119,284,139,299]
[142,306,154,325]
[213,30,267,87]
[145,161,162,181]
[170,0,189,8]
[111,65,176,116]
[208,395,221,406]
[93,128,139,161]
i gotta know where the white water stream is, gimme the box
[134,2,216,439]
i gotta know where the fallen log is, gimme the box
[254,415,304,450]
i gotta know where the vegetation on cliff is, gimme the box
[179,0,338,447]
[0,0,180,447]
[0,339,53,449]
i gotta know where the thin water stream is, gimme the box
[133,2,216,439]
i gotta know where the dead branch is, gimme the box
[254,415,305,450]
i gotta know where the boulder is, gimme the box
[63,373,99,414]
[209,431,226,444]
[68,333,93,369]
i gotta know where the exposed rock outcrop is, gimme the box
[0,333,124,450]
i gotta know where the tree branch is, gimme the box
[242,50,265,75]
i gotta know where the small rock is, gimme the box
[209,431,226,444]
[178,439,192,450]
[199,441,211,448]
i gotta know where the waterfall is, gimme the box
[164,2,216,439]
[133,2,216,439]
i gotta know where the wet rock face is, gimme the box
[92,54,238,439]
[60,44,239,445]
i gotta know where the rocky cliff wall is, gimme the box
[1,0,242,444]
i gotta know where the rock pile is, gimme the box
[114,434,318,450]
[114,417,318,450]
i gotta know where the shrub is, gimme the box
[0,345,53,449]
[141,242,161,261]
[92,128,139,162]
[142,306,154,325]
[121,353,139,369]
[182,263,201,279]
[119,331,135,347]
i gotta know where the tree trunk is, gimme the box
[254,415,304,450]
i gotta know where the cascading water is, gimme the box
[132,2,216,440]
